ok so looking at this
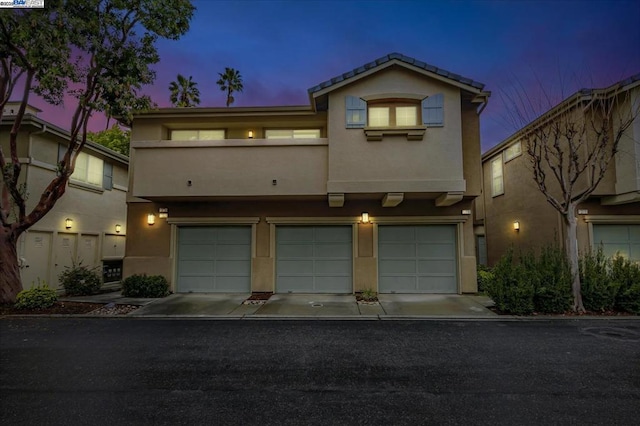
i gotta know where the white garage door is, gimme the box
[592,224,640,262]
[177,226,251,293]
[378,225,458,293]
[276,226,352,293]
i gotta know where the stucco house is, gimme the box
[1,103,128,290]
[125,53,490,295]
[478,75,640,266]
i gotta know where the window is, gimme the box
[367,101,418,128]
[72,152,103,187]
[170,129,225,140]
[504,142,522,162]
[265,129,321,139]
[491,157,504,196]
[345,94,443,130]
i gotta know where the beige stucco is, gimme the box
[1,114,128,289]
[125,58,488,294]
[326,66,466,195]
[481,82,640,265]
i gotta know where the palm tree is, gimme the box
[169,74,200,107]
[216,67,243,107]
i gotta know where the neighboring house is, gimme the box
[1,103,129,290]
[478,75,640,266]
[125,53,490,294]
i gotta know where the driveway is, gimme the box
[74,292,498,318]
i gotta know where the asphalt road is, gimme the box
[1,318,639,426]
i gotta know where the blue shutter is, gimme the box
[57,144,66,162]
[422,94,444,126]
[345,96,366,128]
[103,162,113,190]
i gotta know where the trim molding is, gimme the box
[266,217,360,224]
[583,215,640,223]
[167,217,260,225]
[371,216,468,224]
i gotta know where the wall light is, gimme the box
[361,212,370,223]
[513,221,520,231]
[147,213,155,226]
[115,224,122,233]
[65,218,73,229]
[248,130,254,139]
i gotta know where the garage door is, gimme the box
[378,225,457,293]
[592,224,640,262]
[177,226,251,292]
[276,226,352,293]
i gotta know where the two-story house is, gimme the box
[125,53,490,295]
[479,75,640,266]
[1,103,129,290]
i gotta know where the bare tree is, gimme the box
[504,78,639,312]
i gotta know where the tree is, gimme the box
[504,79,639,312]
[216,67,243,107]
[169,74,200,107]
[87,124,131,156]
[0,0,194,303]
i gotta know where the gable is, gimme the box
[309,52,485,110]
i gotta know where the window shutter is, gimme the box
[345,96,366,128]
[103,162,113,190]
[57,144,66,162]
[422,93,444,126]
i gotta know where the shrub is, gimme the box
[59,261,102,296]
[476,264,494,293]
[579,248,619,312]
[359,288,378,302]
[485,250,535,315]
[611,255,640,314]
[15,281,58,309]
[122,274,170,298]
[533,245,572,313]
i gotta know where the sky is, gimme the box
[19,0,640,152]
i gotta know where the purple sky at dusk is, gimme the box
[23,0,640,152]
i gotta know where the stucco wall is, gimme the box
[326,66,466,194]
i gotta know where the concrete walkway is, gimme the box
[61,292,498,319]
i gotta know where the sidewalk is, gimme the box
[62,292,499,319]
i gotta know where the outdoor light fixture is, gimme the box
[248,130,254,139]
[147,213,155,225]
[513,221,520,231]
[115,224,122,233]
[361,212,369,223]
[65,218,73,229]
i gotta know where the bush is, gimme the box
[59,261,102,296]
[533,245,572,313]
[122,274,170,298]
[579,248,619,312]
[476,264,494,293]
[15,281,58,309]
[611,255,640,314]
[485,250,535,315]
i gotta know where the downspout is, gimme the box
[477,93,489,115]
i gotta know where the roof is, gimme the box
[1,113,129,165]
[482,72,640,161]
[308,52,486,96]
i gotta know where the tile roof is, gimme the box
[308,52,486,95]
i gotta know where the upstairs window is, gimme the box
[491,157,504,197]
[72,152,104,187]
[368,102,419,127]
[504,142,522,162]
[345,94,444,129]
[265,129,321,139]
[170,129,225,140]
